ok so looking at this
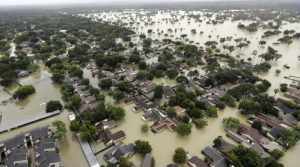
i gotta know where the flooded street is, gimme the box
[0,65,88,167]
[0,65,61,128]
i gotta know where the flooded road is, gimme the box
[0,65,61,128]
[0,65,89,167]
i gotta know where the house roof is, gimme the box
[202,146,227,167]
[103,144,135,163]
[111,131,126,141]
[166,163,178,167]
[142,153,153,167]
[238,124,266,144]
[188,156,208,167]
[215,137,235,153]
[202,146,224,163]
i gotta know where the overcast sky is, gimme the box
[0,0,249,6]
[0,0,294,6]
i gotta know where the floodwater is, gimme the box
[85,10,300,93]
[0,65,62,128]
[0,9,299,167]
[9,42,16,57]
[0,111,89,167]
[83,10,300,166]
[112,103,246,166]
[0,65,88,167]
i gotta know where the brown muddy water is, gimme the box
[83,10,300,166]
[94,103,246,166]
[0,65,88,167]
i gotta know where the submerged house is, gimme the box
[202,146,227,167]
[98,130,126,145]
[103,144,135,164]
[141,153,154,167]
[151,118,177,133]
[285,87,300,103]
[226,126,273,157]
[95,119,117,130]
[187,156,208,167]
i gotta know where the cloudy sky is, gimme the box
[0,0,293,6]
[0,0,249,6]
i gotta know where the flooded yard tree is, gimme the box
[52,120,67,141]
[176,123,192,136]
[46,100,63,113]
[228,145,264,167]
[13,85,35,100]
[134,140,152,155]
[173,147,187,164]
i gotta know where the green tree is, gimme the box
[280,83,288,92]
[270,149,284,160]
[99,78,113,90]
[238,99,260,115]
[141,124,149,133]
[220,94,236,107]
[134,140,152,155]
[153,85,164,99]
[80,123,96,142]
[193,119,207,129]
[70,95,81,109]
[173,148,187,164]
[206,107,218,117]
[52,120,67,140]
[70,120,81,132]
[108,106,126,121]
[51,71,65,83]
[111,89,125,102]
[223,117,240,130]
[228,145,263,167]
[46,100,63,113]
[13,85,36,99]
[176,123,192,136]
